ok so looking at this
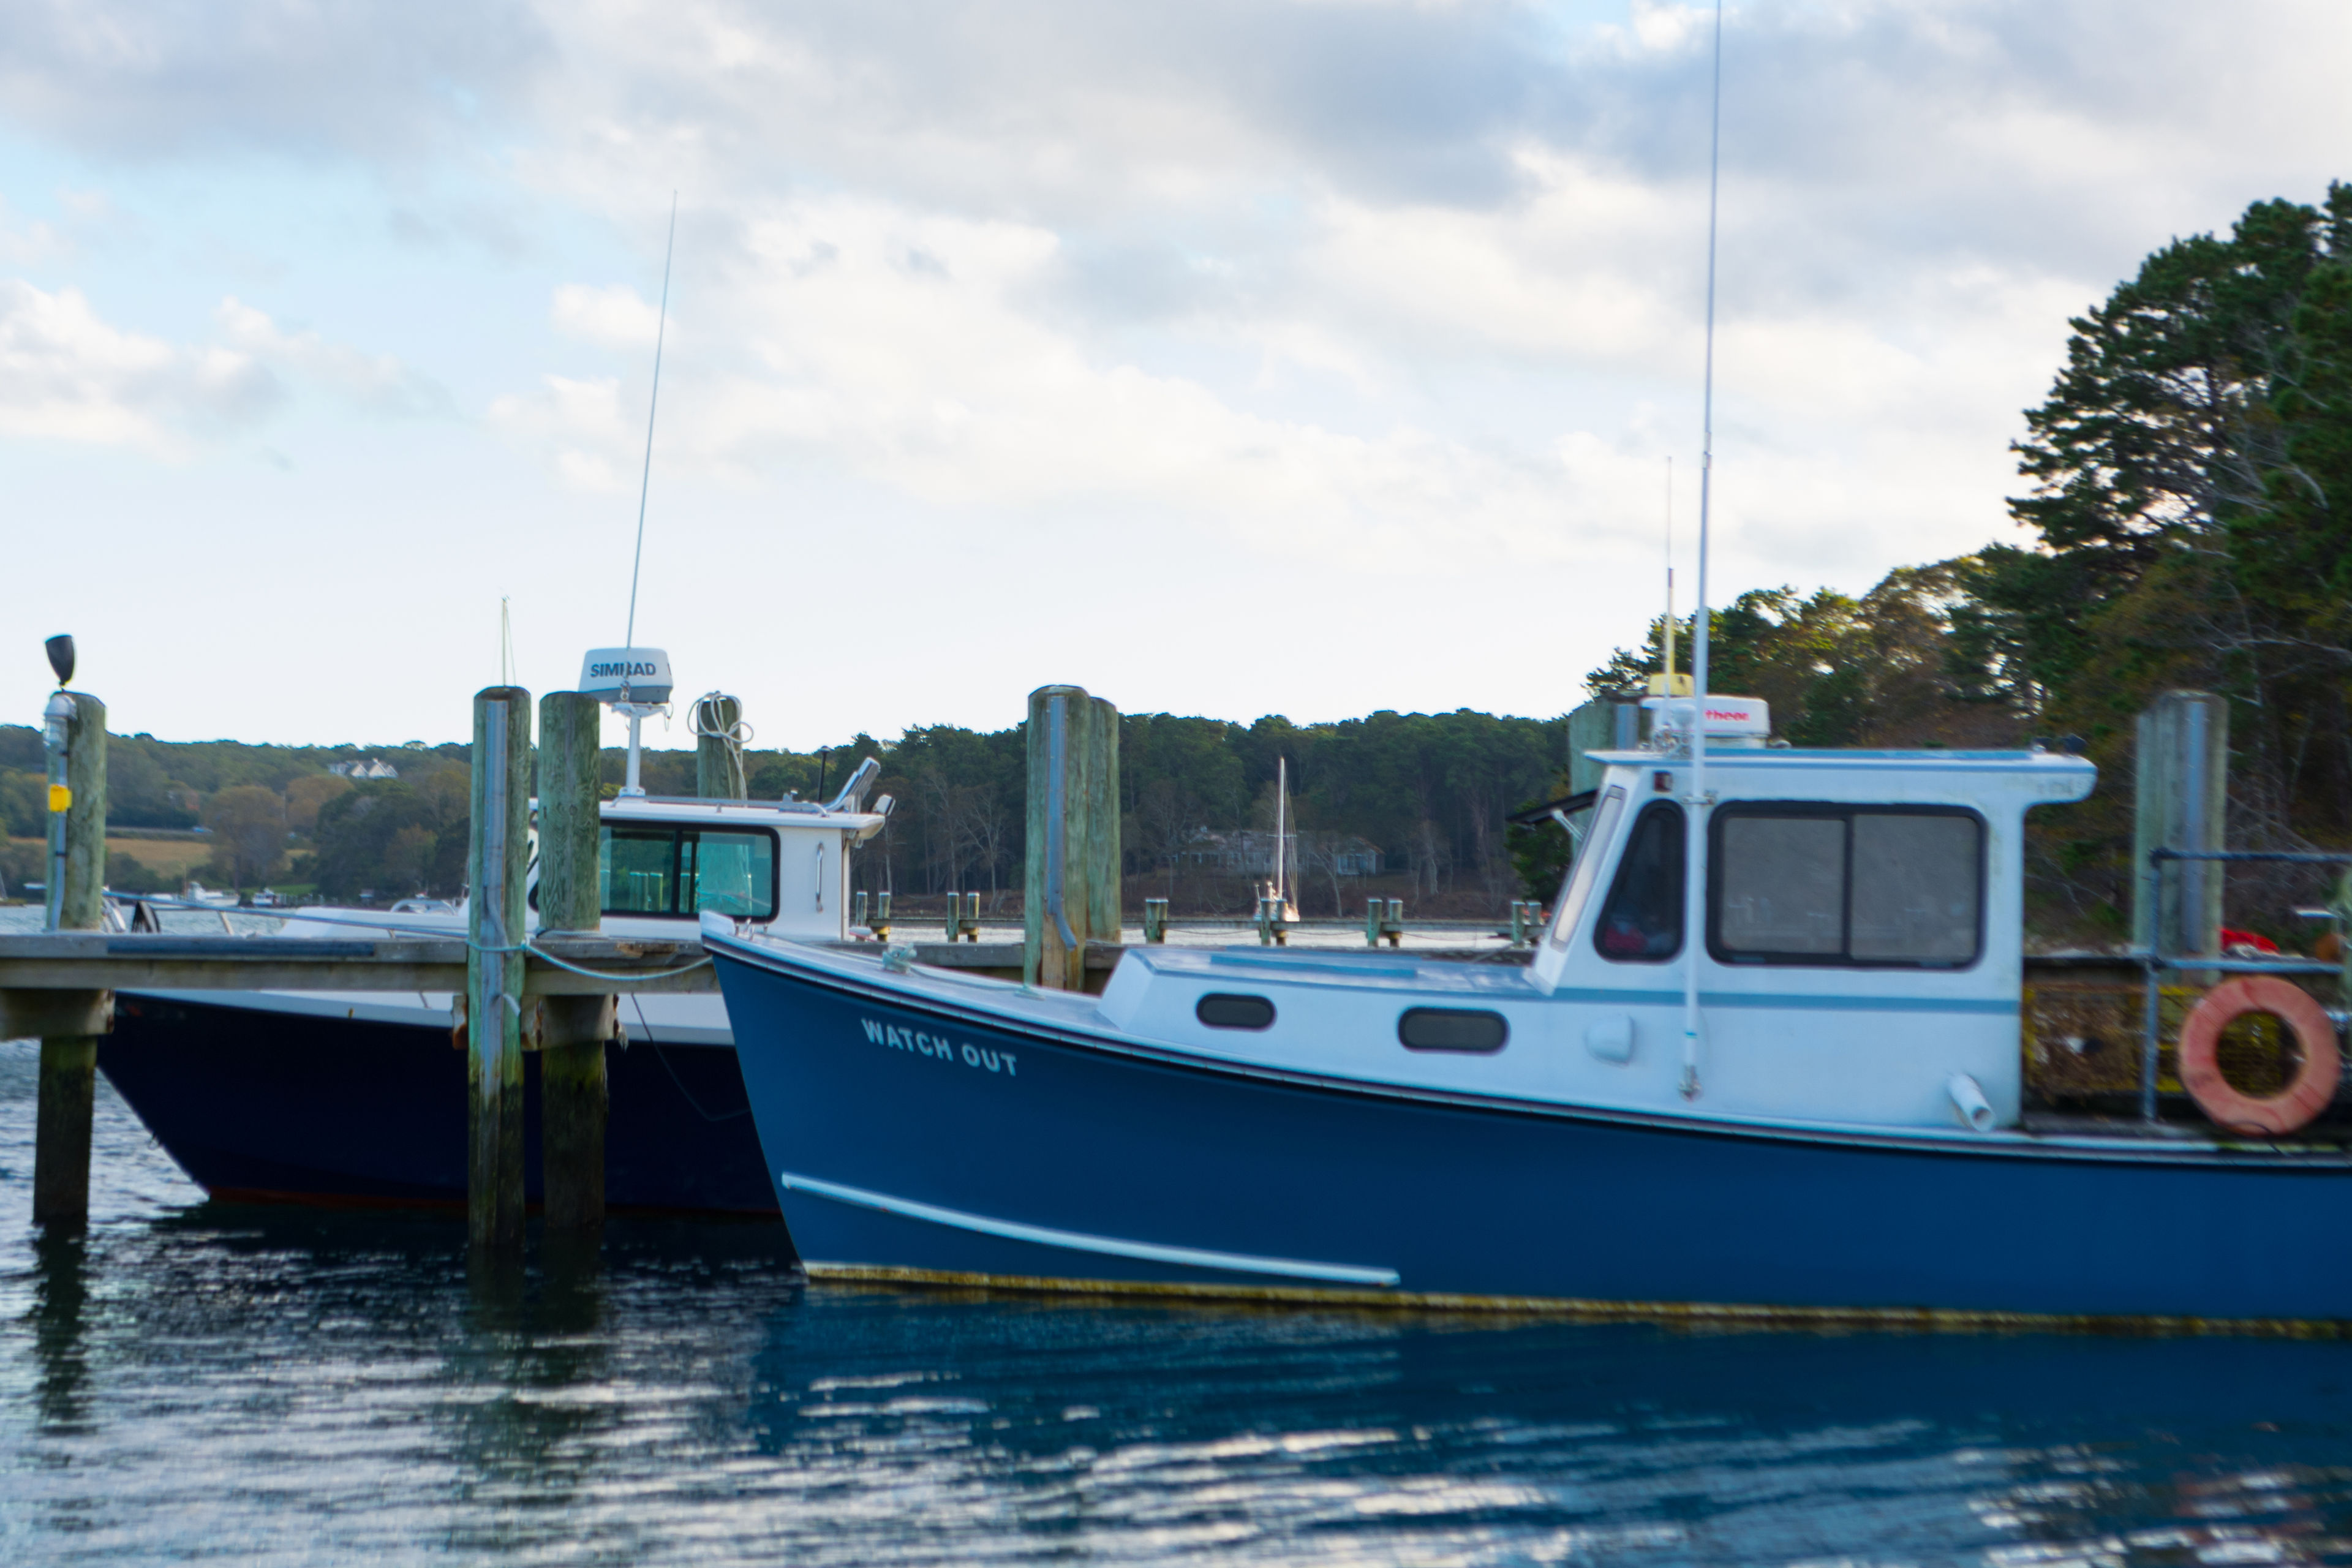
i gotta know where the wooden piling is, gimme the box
[2132,692,2228,960]
[32,692,105,1229]
[467,687,531,1253]
[537,691,609,1235]
[694,693,744,799]
[1024,685,1120,990]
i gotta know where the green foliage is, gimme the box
[104,849,172,894]
[1988,183,2352,854]
[0,769,42,839]
[203,784,291,890]
[1585,566,2024,752]
[310,767,470,900]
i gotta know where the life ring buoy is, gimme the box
[2177,976,2340,1136]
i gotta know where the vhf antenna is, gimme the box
[1679,0,1725,1102]
[624,194,678,650]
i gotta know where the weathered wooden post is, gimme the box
[2133,691,2228,960]
[693,693,744,799]
[467,687,531,1253]
[537,691,612,1236]
[1025,685,1120,990]
[30,676,107,1229]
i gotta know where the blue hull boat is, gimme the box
[710,738,2352,1327]
[709,930,2352,1324]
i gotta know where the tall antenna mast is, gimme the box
[1662,457,1675,688]
[1680,0,1724,1101]
[624,194,678,650]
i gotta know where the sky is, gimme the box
[3,0,2348,752]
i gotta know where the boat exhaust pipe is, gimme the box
[1947,1073,1996,1133]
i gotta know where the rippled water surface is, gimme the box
[6,1036,2352,1564]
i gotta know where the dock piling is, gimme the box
[1024,686,1120,990]
[2133,692,2228,961]
[467,687,531,1254]
[692,693,745,799]
[537,691,609,1236]
[31,688,106,1229]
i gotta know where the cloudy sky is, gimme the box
[4,0,2348,750]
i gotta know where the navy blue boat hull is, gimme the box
[714,940,2352,1322]
[102,992,782,1219]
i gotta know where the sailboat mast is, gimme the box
[1276,757,1290,904]
[1681,0,1724,1101]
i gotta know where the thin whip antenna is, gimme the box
[1662,457,1675,687]
[1681,0,1724,1102]
[624,194,678,649]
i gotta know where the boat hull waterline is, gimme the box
[711,935,2352,1327]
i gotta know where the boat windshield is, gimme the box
[1546,785,1626,948]
[599,826,778,920]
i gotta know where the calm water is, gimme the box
[7,916,2352,1561]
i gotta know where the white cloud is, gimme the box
[214,298,453,418]
[5,0,2351,741]
[0,279,279,450]
[551,282,664,347]
[0,284,453,452]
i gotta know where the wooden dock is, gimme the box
[0,932,718,999]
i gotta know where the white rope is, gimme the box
[688,690,752,797]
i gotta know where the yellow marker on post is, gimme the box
[48,784,70,813]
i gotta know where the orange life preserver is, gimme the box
[2177,976,2340,1136]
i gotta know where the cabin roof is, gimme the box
[1590,747,2095,777]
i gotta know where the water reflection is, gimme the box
[6,1034,2352,1564]
[26,1229,89,1438]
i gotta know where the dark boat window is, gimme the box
[1710,804,1982,968]
[1592,801,1684,962]
[1197,993,1276,1030]
[598,826,778,920]
[1398,1008,1508,1052]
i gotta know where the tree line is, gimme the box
[0,712,1567,912]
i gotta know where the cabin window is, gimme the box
[1398,1008,1507,1052]
[1547,786,1627,948]
[598,826,778,920]
[1197,993,1276,1030]
[1709,805,1981,967]
[1592,801,1685,962]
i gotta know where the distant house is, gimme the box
[330,758,399,780]
[1176,829,1381,878]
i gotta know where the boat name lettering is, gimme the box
[859,1016,1015,1076]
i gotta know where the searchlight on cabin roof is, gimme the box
[1640,692,1771,747]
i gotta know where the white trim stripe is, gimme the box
[778,1170,1402,1287]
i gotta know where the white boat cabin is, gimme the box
[1093,715,2095,1136]
[583,790,889,943]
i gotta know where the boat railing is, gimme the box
[2131,846,2352,1121]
